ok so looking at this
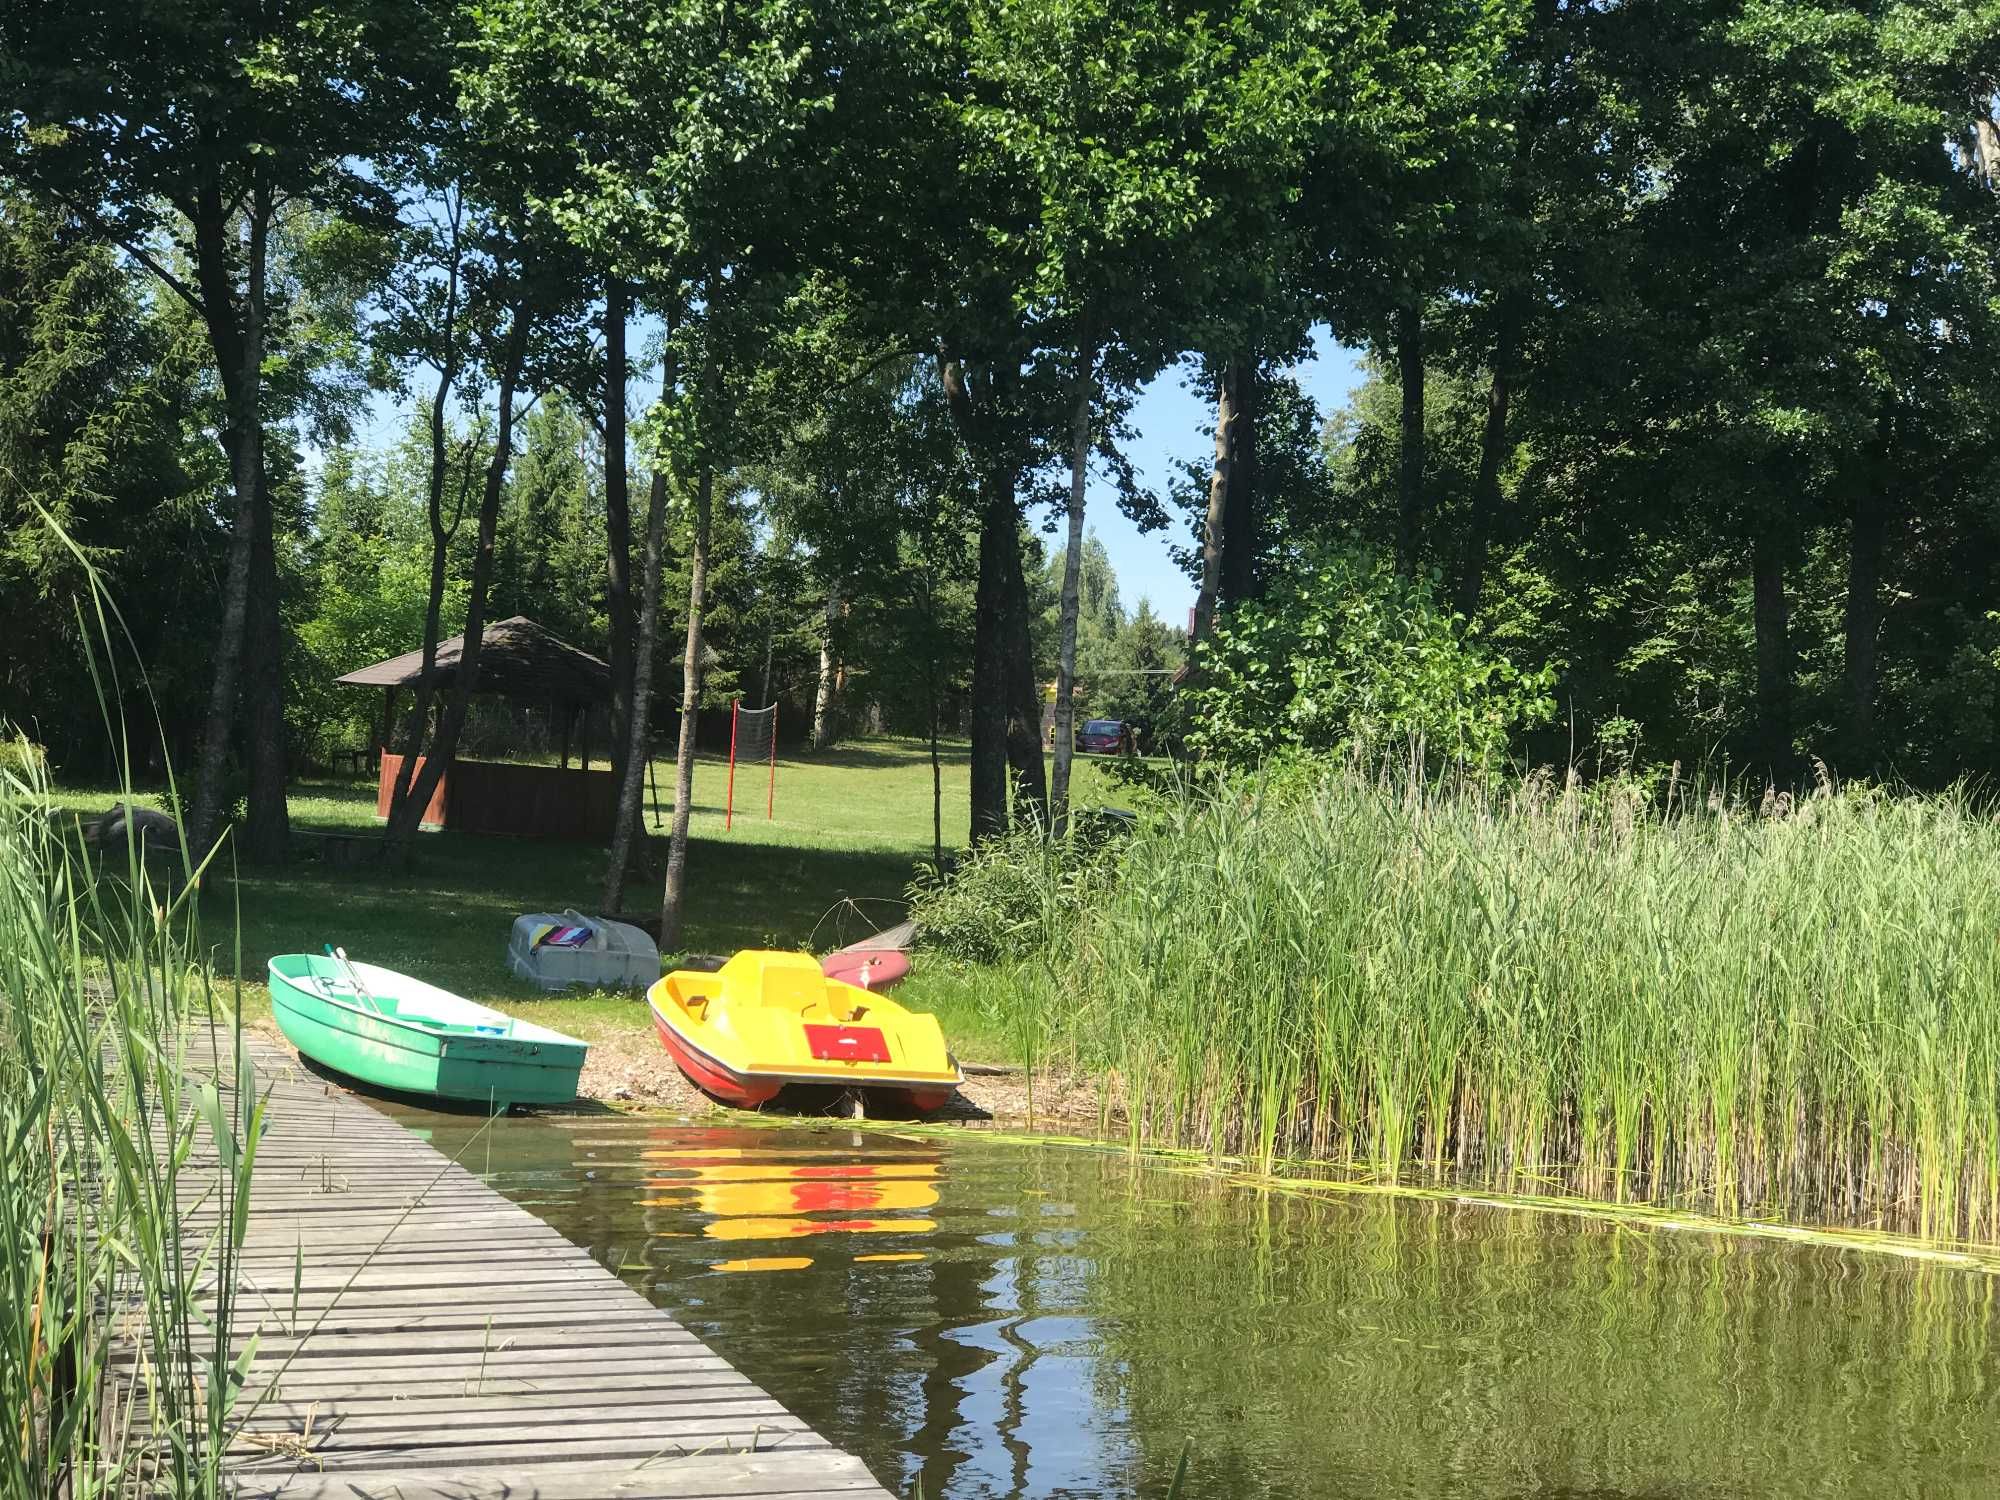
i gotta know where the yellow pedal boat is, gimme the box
[647,949,961,1112]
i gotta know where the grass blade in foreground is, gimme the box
[0,729,258,1499]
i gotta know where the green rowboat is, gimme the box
[267,952,587,1109]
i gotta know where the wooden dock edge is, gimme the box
[182,1037,896,1500]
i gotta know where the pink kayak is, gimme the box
[820,949,911,991]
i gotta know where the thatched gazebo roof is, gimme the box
[335,617,611,706]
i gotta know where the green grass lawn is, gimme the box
[58,737,1130,1064]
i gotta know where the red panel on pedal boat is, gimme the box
[804,1024,891,1063]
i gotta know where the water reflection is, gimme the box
[376,1104,2000,1499]
[644,1143,944,1242]
[715,1256,814,1273]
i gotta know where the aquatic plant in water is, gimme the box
[939,768,2000,1243]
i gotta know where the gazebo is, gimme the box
[337,617,619,840]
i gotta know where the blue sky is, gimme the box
[345,325,1363,624]
[1081,328,1362,626]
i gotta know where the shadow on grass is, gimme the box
[207,827,925,1004]
[786,742,969,772]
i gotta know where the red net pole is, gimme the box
[725,698,739,831]
[767,705,778,819]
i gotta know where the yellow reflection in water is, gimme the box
[648,1162,940,1185]
[644,1160,916,1168]
[711,1256,813,1273]
[855,1252,926,1263]
[643,1145,944,1249]
[649,1178,941,1217]
[704,1216,939,1241]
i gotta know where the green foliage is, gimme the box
[490,395,608,648]
[0,194,223,770]
[906,822,1111,967]
[0,735,46,780]
[1185,548,1555,767]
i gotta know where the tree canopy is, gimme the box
[3,0,1997,895]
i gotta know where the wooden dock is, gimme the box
[184,1038,894,1500]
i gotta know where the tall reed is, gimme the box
[945,769,2000,1243]
[0,738,261,1500]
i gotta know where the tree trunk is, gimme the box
[1219,353,1256,609]
[1459,314,1517,619]
[1842,440,1890,773]
[232,184,290,863]
[1751,531,1796,782]
[385,302,531,862]
[813,586,839,750]
[1974,78,1998,182]
[389,224,467,820]
[1395,301,1426,575]
[998,507,1046,827]
[185,182,267,856]
[940,349,1046,838]
[240,455,290,863]
[602,279,635,819]
[758,610,775,709]
[925,573,943,869]
[969,470,1013,841]
[391,492,454,811]
[659,448,714,954]
[1191,356,1242,646]
[1049,344,1094,834]
[602,464,668,913]
[929,687,943,867]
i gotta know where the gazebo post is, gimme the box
[380,687,396,760]
[579,706,593,772]
[559,701,572,770]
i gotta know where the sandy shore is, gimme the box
[251,1017,1105,1133]
[574,1026,1105,1130]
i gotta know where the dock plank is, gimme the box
[170,1039,890,1500]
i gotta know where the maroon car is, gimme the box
[1075,718,1129,755]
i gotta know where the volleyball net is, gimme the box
[725,701,777,829]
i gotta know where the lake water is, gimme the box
[379,1106,2000,1499]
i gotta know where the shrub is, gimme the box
[0,733,47,781]
[1184,547,1556,769]
[908,821,1116,966]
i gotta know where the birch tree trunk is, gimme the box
[1190,357,1242,648]
[660,449,714,953]
[813,586,839,750]
[602,279,635,822]
[1973,78,1998,182]
[1219,353,1256,609]
[602,465,668,913]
